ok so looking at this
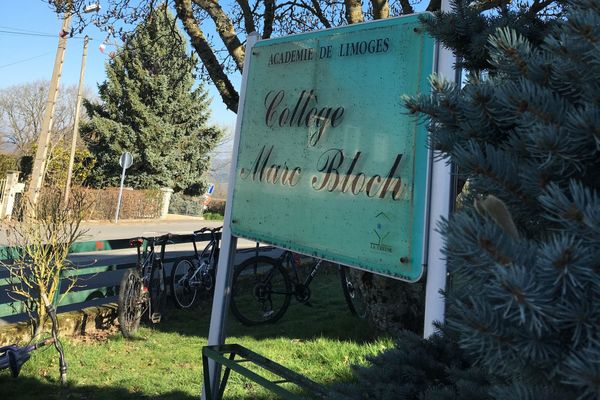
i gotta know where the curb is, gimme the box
[0,303,118,345]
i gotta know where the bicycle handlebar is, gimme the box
[193,226,222,235]
[129,233,174,247]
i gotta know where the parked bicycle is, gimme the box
[1,293,67,384]
[339,265,368,319]
[170,226,222,309]
[118,233,172,338]
[230,248,367,325]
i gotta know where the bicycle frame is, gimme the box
[170,227,222,310]
[129,235,170,318]
[189,227,221,284]
[231,247,362,326]
[133,237,168,283]
[281,251,324,288]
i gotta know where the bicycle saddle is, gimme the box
[129,238,144,248]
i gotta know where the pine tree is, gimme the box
[330,0,600,398]
[81,6,222,195]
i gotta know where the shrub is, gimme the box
[81,187,162,220]
[203,212,224,221]
[205,199,225,216]
[168,192,204,216]
[1,188,90,337]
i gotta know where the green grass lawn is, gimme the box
[0,267,392,399]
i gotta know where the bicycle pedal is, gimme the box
[150,313,162,323]
[303,302,313,307]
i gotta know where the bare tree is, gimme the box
[47,0,446,114]
[0,81,92,154]
[48,0,559,114]
[1,188,90,337]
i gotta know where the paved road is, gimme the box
[79,218,220,241]
[0,216,258,249]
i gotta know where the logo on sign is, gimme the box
[370,212,393,253]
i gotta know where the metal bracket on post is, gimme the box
[201,32,260,400]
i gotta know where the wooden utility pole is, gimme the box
[27,11,72,208]
[64,35,89,204]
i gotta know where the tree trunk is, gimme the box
[371,0,390,19]
[344,0,364,24]
[33,302,47,338]
[350,269,425,335]
[174,0,240,112]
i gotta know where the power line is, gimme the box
[0,29,88,39]
[0,51,54,69]
[0,25,54,35]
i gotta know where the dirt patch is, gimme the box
[72,325,120,343]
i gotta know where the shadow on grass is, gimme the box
[0,374,334,400]
[155,269,380,343]
[0,375,198,400]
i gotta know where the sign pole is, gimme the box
[423,0,456,338]
[202,32,259,400]
[114,167,127,223]
[114,152,133,224]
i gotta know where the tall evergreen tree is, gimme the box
[330,0,599,398]
[81,6,222,195]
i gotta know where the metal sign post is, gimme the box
[201,33,259,400]
[422,0,456,338]
[114,152,133,223]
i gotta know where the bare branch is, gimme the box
[400,0,414,14]
[426,0,441,11]
[0,81,90,154]
[471,0,513,12]
[263,0,276,38]
[275,0,334,28]
[192,0,245,71]
[236,0,257,33]
[174,0,240,112]
[527,0,556,16]
[309,0,333,28]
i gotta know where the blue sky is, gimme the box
[0,0,238,131]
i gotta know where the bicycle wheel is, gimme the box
[230,256,292,326]
[149,260,167,323]
[118,269,143,338]
[339,266,368,319]
[171,257,198,309]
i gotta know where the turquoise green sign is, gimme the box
[230,14,434,281]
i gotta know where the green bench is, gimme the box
[202,343,328,400]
